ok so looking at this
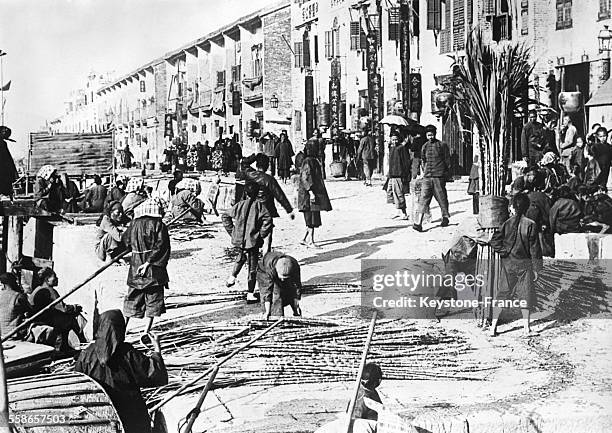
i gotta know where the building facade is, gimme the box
[53,0,291,169]
[50,0,611,172]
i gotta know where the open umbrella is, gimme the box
[379,114,426,134]
[379,114,409,126]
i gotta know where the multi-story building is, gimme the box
[52,71,114,134]
[55,0,291,169]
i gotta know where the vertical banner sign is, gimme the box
[329,58,341,138]
[305,75,315,139]
[409,73,422,113]
[232,90,241,116]
[399,2,411,114]
[329,78,341,137]
[164,114,173,139]
[366,32,383,167]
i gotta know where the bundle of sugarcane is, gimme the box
[135,317,494,406]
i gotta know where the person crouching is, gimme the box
[121,197,170,336]
[257,251,302,320]
[222,182,272,304]
[170,178,205,222]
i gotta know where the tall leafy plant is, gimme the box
[453,30,534,196]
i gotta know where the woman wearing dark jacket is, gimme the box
[75,310,168,433]
[275,131,294,183]
[298,140,332,248]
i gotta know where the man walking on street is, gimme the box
[238,153,295,254]
[357,127,377,187]
[413,125,451,232]
[386,132,411,220]
[521,110,546,166]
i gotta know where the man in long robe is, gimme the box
[0,126,18,199]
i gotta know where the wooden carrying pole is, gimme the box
[342,311,377,433]
[0,328,12,433]
[180,366,219,433]
[149,317,284,414]
[2,207,191,342]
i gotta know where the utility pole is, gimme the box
[0,50,6,126]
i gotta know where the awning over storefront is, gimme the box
[586,78,612,107]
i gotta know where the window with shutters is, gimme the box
[333,27,340,57]
[439,0,451,54]
[467,0,474,24]
[600,0,611,20]
[216,71,225,88]
[453,0,466,51]
[252,45,262,78]
[369,15,381,45]
[556,0,572,29]
[427,0,442,30]
[493,13,512,41]
[294,42,304,68]
[350,22,360,50]
[388,7,400,41]
[483,0,496,16]
[521,1,529,35]
[325,31,333,59]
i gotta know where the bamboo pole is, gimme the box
[0,327,13,433]
[180,366,219,433]
[342,311,377,433]
[148,317,284,414]
[2,207,191,342]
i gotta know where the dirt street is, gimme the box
[55,175,612,433]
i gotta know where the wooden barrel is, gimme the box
[477,195,509,229]
[7,372,124,432]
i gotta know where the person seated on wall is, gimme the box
[549,185,583,235]
[538,152,568,195]
[95,201,128,262]
[82,174,108,213]
[511,165,541,196]
[121,177,148,218]
[0,272,32,341]
[29,267,87,353]
[578,185,612,234]
[170,178,205,223]
[34,165,64,213]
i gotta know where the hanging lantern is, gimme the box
[270,94,279,108]
[435,91,455,111]
[558,91,582,113]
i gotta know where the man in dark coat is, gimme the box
[0,126,18,199]
[238,153,295,253]
[593,126,611,187]
[521,110,546,166]
[386,132,411,220]
[414,125,451,232]
[121,197,170,334]
[314,129,327,179]
[357,128,377,186]
[257,251,302,319]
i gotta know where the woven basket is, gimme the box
[477,195,509,229]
